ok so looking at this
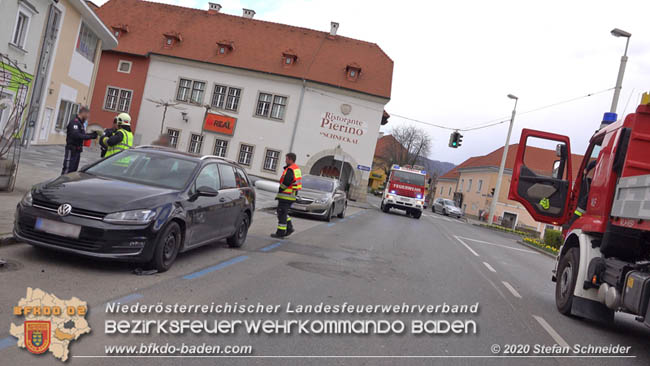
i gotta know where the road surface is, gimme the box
[0,196,648,365]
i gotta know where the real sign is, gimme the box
[203,113,237,136]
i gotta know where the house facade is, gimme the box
[0,0,50,137]
[90,0,393,201]
[27,0,117,145]
[434,144,583,234]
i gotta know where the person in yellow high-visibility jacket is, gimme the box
[103,113,133,160]
[271,153,302,238]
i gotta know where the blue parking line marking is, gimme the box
[260,242,284,252]
[327,223,336,227]
[105,293,143,307]
[183,255,249,280]
[0,336,15,351]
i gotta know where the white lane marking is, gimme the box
[457,236,536,254]
[483,262,497,273]
[533,315,570,348]
[502,281,522,298]
[453,235,480,257]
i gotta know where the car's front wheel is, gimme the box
[337,203,346,218]
[325,205,333,222]
[227,213,250,248]
[149,222,181,272]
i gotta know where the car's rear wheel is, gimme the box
[227,214,250,248]
[149,222,181,272]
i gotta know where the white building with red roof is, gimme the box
[89,0,393,201]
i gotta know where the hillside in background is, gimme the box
[418,157,456,177]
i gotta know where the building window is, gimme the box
[188,134,203,154]
[263,149,280,172]
[167,128,180,148]
[270,96,287,120]
[477,179,483,193]
[76,22,99,62]
[104,87,132,112]
[213,139,228,157]
[211,85,226,109]
[225,88,241,111]
[55,100,79,131]
[448,186,452,196]
[255,93,288,121]
[117,60,132,73]
[255,93,272,117]
[238,144,254,166]
[459,179,464,192]
[467,179,472,192]
[176,78,205,104]
[211,85,241,111]
[11,9,31,49]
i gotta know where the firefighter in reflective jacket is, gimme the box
[103,113,133,159]
[271,152,302,238]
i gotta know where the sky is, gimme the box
[94,0,650,165]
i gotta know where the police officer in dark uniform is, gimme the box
[61,106,97,175]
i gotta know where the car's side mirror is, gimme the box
[196,186,219,197]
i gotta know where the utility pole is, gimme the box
[487,94,518,225]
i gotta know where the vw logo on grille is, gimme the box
[57,204,72,217]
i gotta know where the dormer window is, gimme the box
[216,41,234,55]
[111,24,129,39]
[282,50,297,67]
[163,32,182,48]
[346,63,361,81]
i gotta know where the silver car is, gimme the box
[432,198,463,218]
[289,175,347,222]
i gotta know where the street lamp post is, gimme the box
[609,28,632,115]
[487,94,518,226]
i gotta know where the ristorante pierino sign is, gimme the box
[319,112,367,145]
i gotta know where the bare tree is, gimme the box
[389,125,432,167]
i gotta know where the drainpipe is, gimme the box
[288,79,306,153]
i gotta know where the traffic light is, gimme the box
[448,131,463,148]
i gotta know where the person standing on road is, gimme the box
[99,118,118,157]
[61,106,98,175]
[102,113,133,158]
[271,153,302,238]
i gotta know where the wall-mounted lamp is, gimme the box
[181,112,188,123]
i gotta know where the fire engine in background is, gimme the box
[509,94,650,328]
[380,165,427,219]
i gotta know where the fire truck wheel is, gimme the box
[556,247,579,315]
[412,211,422,219]
[381,201,389,213]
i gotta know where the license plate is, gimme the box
[35,218,81,239]
[292,205,307,211]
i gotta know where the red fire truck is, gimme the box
[508,96,650,327]
[380,165,427,219]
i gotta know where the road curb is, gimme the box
[516,240,557,258]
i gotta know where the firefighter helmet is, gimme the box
[115,113,131,126]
